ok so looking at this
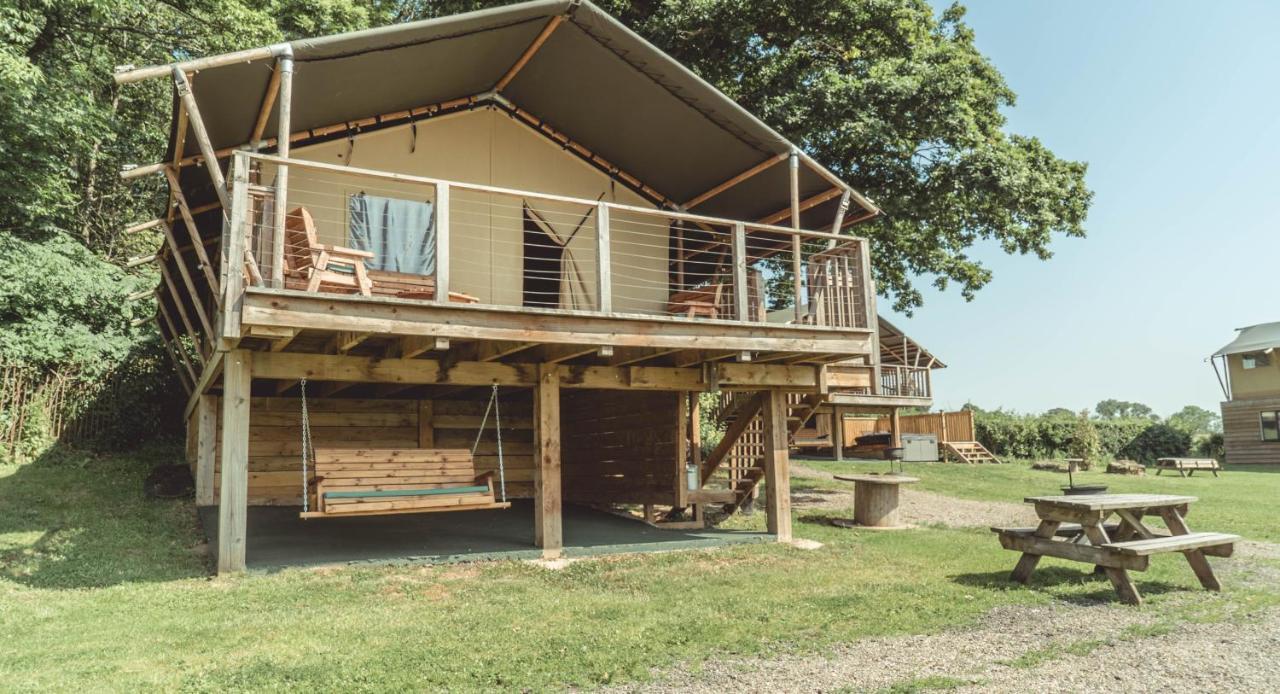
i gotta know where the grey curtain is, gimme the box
[348,193,436,274]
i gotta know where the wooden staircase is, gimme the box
[943,441,1001,464]
[689,391,826,514]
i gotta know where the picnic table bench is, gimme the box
[1155,457,1222,477]
[992,493,1239,605]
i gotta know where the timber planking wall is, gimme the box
[1221,397,1280,466]
[561,390,680,506]
[204,395,536,505]
[840,410,974,446]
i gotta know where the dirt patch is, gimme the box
[791,463,1037,529]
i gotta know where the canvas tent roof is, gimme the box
[1213,322,1280,357]
[127,0,878,227]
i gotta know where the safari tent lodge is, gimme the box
[115,0,939,573]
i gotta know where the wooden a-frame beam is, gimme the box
[249,61,283,146]
[494,15,565,93]
[158,222,214,339]
[683,153,788,209]
[158,263,206,363]
[163,167,222,297]
[172,68,229,210]
[155,295,199,384]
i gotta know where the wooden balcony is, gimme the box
[217,152,880,369]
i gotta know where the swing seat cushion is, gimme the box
[301,449,510,518]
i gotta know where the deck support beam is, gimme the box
[534,363,563,557]
[194,394,218,505]
[217,350,252,574]
[762,389,792,542]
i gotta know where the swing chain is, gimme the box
[300,377,310,513]
[470,381,507,503]
[493,383,506,502]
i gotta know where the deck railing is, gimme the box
[880,365,931,398]
[226,151,874,330]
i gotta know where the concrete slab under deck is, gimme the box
[198,500,770,571]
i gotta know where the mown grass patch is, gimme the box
[3,450,1278,690]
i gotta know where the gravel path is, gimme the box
[608,467,1280,693]
[790,463,1039,529]
[607,599,1280,693]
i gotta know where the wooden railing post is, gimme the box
[220,152,250,345]
[789,151,804,322]
[269,50,293,289]
[596,202,611,313]
[732,223,748,322]
[860,237,881,390]
[434,182,450,303]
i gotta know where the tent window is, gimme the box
[1242,352,1270,369]
[522,214,563,309]
[348,193,436,275]
[1262,412,1280,442]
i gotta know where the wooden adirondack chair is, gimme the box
[283,207,374,296]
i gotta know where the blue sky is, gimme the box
[896,1,1280,416]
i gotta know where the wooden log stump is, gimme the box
[833,474,920,529]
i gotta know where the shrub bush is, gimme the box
[975,410,1188,461]
[1119,424,1192,464]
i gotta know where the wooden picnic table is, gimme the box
[1156,457,1221,477]
[992,493,1239,605]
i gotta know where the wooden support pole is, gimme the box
[596,201,611,313]
[890,407,901,449]
[762,389,792,542]
[115,44,288,85]
[125,218,165,234]
[534,363,563,557]
[434,183,451,302]
[675,390,688,508]
[758,187,843,227]
[194,394,217,505]
[829,189,852,239]
[217,350,252,574]
[690,392,702,481]
[172,68,229,210]
[494,15,564,93]
[833,405,844,461]
[270,51,293,288]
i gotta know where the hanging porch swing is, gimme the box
[297,379,511,519]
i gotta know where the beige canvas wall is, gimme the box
[1228,353,1280,399]
[262,108,669,314]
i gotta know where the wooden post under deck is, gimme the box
[194,394,217,505]
[833,405,845,462]
[534,363,563,557]
[889,407,901,448]
[217,350,252,574]
[762,389,792,542]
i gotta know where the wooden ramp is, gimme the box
[943,441,1001,464]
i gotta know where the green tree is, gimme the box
[1044,407,1075,418]
[1095,399,1153,420]
[402,0,1093,312]
[1068,409,1102,469]
[1167,405,1221,435]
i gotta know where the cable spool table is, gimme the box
[833,473,920,529]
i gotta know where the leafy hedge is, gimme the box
[975,411,1192,464]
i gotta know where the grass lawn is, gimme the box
[797,457,1280,543]
[2,449,1277,690]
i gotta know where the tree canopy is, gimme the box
[0,0,1092,373]
[1095,399,1156,420]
